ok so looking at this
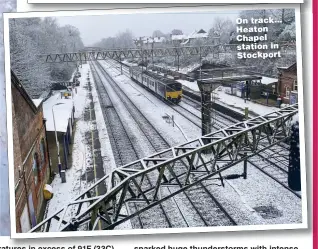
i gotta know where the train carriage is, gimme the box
[129,66,182,104]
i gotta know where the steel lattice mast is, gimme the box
[29,104,298,233]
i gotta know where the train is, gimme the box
[129,66,183,104]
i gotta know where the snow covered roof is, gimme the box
[43,93,74,133]
[171,34,187,41]
[278,63,297,72]
[188,29,208,39]
[11,70,40,113]
[154,37,166,43]
[261,76,278,85]
[32,98,44,107]
[141,36,166,44]
[171,30,208,41]
[143,37,153,44]
[180,39,190,45]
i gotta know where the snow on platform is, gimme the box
[44,66,90,229]
[154,62,201,75]
[215,86,279,117]
[177,77,279,117]
[45,64,124,230]
[43,93,74,133]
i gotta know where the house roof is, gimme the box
[11,70,41,113]
[154,37,166,43]
[139,36,166,44]
[171,29,208,41]
[188,29,208,39]
[278,63,297,73]
[171,34,187,41]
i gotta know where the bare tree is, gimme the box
[152,30,164,37]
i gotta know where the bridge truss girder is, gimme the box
[29,104,298,233]
[41,43,296,63]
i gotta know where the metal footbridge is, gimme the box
[29,104,298,233]
[41,43,296,63]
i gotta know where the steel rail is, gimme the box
[96,60,237,227]
[90,62,173,229]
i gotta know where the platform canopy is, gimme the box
[43,92,74,133]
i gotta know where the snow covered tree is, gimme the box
[278,22,296,42]
[95,29,134,49]
[115,29,134,49]
[171,29,183,35]
[209,17,235,44]
[9,17,84,98]
[152,30,164,37]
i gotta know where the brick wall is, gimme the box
[277,64,297,104]
[12,84,50,233]
[12,99,26,233]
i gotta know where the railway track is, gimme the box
[248,145,301,199]
[103,59,234,130]
[94,60,237,228]
[102,59,299,200]
[178,87,298,197]
[90,62,173,229]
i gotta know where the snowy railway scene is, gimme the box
[5,7,306,236]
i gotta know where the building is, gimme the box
[171,29,209,46]
[170,34,188,45]
[277,63,297,104]
[134,36,167,49]
[12,71,51,233]
[181,29,209,45]
[42,91,75,173]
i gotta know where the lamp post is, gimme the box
[52,103,65,175]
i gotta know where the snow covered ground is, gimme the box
[44,64,127,231]
[100,60,201,143]
[0,0,16,236]
[32,60,301,231]
[98,59,301,227]
[214,86,279,117]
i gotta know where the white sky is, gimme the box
[55,11,240,46]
